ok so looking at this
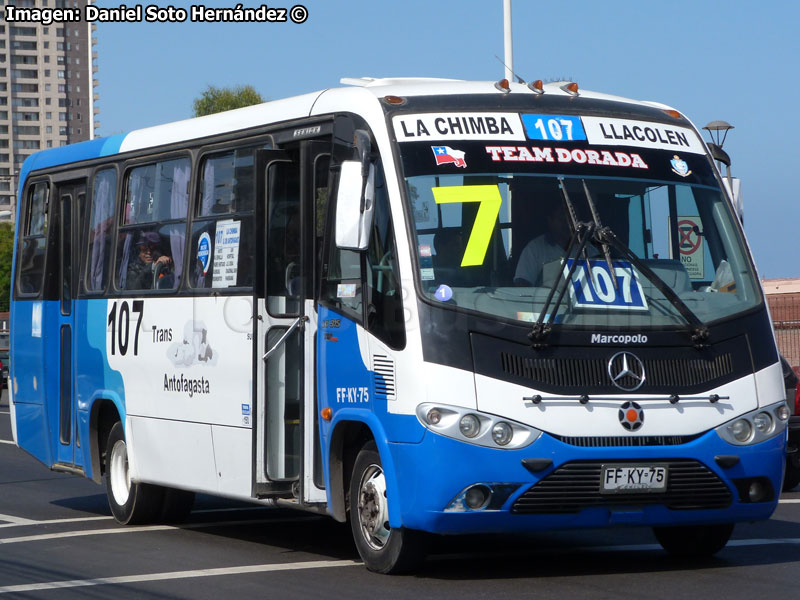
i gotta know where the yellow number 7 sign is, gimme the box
[431,185,502,267]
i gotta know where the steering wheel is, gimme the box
[153,260,173,289]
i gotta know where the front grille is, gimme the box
[512,460,731,514]
[500,353,733,391]
[553,435,700,447]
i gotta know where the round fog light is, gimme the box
[753,411,773,434]
[728,419,752,443]
[492,422,513,446]
[464,485,491,509]
[776,404,790,421]
[426,408,442,425]
[459,414,481,438]
[748,480,766,502]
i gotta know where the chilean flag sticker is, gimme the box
[432,146,467,168]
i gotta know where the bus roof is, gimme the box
[17,78,677,186]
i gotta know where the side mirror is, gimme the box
[707,142,730,168]
[335,160,375,251]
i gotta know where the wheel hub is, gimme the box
[357,464,390,550]
[109,439,131,506]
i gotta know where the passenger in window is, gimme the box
[127,231,173,290]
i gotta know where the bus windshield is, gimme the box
[403,169,760,328]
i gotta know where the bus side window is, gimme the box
[321,161,363,321]
[117,158,190,291]
[85,168,117,292]
[365,163,405,349]
[189,147,261,290]
[17,181,49,295]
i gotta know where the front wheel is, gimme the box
[349,442,427,573]
[783,450,800,491]
[653,523,734,557]
[104,422,163,525]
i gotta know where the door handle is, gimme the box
[262,315,309,361]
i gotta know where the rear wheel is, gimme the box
[104,422,163,524]
[653,523,734,557]
[349,442,427,573]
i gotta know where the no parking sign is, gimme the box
[677,216,704,279]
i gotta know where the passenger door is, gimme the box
[253,138,330,503]
[52,180,86,468]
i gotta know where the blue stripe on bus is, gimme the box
[17,133,127,189]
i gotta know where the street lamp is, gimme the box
[703,121,741,222]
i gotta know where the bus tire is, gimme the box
[653,523,734,557]
[349,442,427,574]
[104,422,163,525]
[158,487,195,523]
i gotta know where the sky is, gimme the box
[92,0,800,279]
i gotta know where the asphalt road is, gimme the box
[1,389,799,599]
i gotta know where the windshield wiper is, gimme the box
[593,225,710,348]
[582,179,618,291]
[577,177,709,348]
[529,221,595,349]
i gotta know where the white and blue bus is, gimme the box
[9,77,789,573]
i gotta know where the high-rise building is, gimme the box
[0,0,99,223]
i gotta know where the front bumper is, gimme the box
[389,427,785,535]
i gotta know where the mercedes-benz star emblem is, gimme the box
[607,351,646,391]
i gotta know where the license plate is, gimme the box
[600,464,668,494]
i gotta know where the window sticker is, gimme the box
[522,114,587,141]
[484,145,648,169]
[197,232,211,275]
[432,146,467,168]
[581,116,705,154]
[420,268,435,281]
[393,113,526,142]
[434,284,453,302]
[675,216,705,280]
[564,259,648,311]
[431,185,503,267]
[212,219,240,288]
[337,283,357,298]
[670,155,692,177]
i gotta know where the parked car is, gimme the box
[782,356,800,491]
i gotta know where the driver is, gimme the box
[127,231,173,290]
[514,196,572,286]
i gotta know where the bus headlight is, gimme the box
[492,422,513,446]
[459,414,481,438]
[416,403,541,450]
[716,402,788,446]
[753,412,774,435]
[728,419,752,443]
[426,408,443,425]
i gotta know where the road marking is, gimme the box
[0,516,112,529]
[0,410,9,415]
[0,439,14,445]
[0,559,361,594]
[4,536,800,594]
[0,516,320,544]
[0,514,37,526]
[779,498,800,503]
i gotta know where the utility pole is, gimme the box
[503,0,513,81]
